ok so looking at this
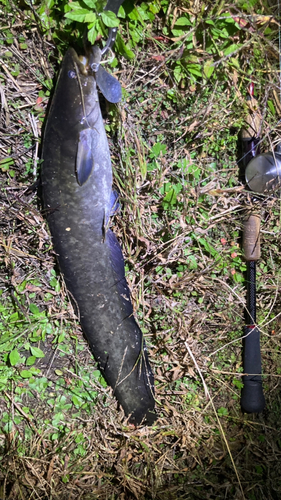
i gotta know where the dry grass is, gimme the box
[1,1,281,499]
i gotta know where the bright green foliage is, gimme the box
[217,406,228,417]
[14,0,264,85]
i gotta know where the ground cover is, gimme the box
[1,0,281,498]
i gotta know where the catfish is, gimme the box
[41,47,156,425]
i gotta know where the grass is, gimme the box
[1,0,281,498]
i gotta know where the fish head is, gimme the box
[51,47,101,132]
[43,45,113,197]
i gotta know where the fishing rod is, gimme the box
[241,206,265,413]
[238,1,281,411]
[238,82,266,413]
[241,148,281,414]
[101,0,125,56]
[242,143,281,413]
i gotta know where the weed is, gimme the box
[1,0,281,499]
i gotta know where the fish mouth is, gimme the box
[73,47,102,78]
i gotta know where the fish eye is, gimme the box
[68,70,77,79]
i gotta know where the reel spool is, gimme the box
[245,150,281,194]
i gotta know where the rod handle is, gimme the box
[241,326,265,413]
[243,213,261,261]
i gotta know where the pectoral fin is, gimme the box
[76,129,97,186]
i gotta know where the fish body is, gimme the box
[41,48,156,424]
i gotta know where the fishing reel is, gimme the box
[245,145,281,194]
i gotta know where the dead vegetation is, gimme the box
[1,1,281,499]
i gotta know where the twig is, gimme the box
[185,341,245,500]
[4,391,46,448]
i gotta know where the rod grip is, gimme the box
[241,326,265,413]
[243,213,261,261]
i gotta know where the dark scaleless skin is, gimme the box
[41,48,156,425]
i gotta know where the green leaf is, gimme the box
[64,9,89,22]
[118,5,125,18]
[26,356,36,366]
[72,395,83,408]
[187,64,202,78]
[29,303,40,315]
[93,370,101,379]
[174,16,192,27]
[20,370,33,379]
[186,255,198,270]
[58,332,65,343]
[187,163,200,180]
[9,349,20,366]
[17,280,27,292]
[88,25,98,45]
[127,6,143,21]
[171,28,184,37]
[198,238,218,257]
[3,421,13,433]
[150,143,167,158]
[229,57,240,69]
[217,407,228,417]
[0,378,8,390]
[267,100,276,116]
[50,277,61,292]
[30,336,41,343]
[233,378,243,390]
[128,24,142,44]
[101,10,119,28]
[255,465,263,474]
[29,367,41,375]
[211,27,228,39]
[52,412,64,425]
[223,44,241,56]
[115,33,134,59]
[9,312,19,322]
[163,188,178,207]
[6,36,14,45]
[221,13,236,24]
[0,157,14,169]
[148,2,160,15]
[203,59,215,79]
[84,12,97,23]
[30,346,45,358]
[100,376,107,388]
[82,0,98,7]
[173,62,184,83]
